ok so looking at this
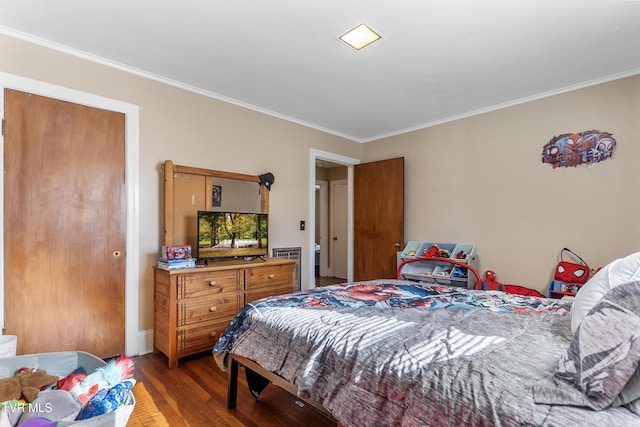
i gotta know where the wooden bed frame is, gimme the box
[227,354,336,421]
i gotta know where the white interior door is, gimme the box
[315,180,329,277]
[330,180,348,279]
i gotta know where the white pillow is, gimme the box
[571,251,640,334]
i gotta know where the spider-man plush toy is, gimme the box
[482,270,546,298]
[555,262,589,284]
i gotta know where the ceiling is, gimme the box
[1,1,639,143]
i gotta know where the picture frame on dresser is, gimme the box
[212,184,222,207]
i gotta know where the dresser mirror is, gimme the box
[162,160,269,248]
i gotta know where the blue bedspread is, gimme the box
[213,280,569,357]
[212,280,640,426]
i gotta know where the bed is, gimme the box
[213,256,640,426]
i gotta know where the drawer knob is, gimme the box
[209,281,223,293]
[209,331,217,338]
[268,273,275,279]
[209,306,217,312]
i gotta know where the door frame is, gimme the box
[309,149,358,289]
[0,72,140,356]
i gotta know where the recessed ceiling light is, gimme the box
[339,24,381,50]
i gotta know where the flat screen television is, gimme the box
[197,211,268,260]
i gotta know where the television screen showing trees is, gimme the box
[197,211,268,259]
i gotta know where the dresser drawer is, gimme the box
[177,270,240,299]
[177,294,242,326]
[176,318,233,355]
[154,259,297,368]
[246,264,295,290]
[246,283,295,304]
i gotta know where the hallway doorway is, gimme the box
[314,161,348,284]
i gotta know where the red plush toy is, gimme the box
[481,270,546,298]
[422,244,450,258]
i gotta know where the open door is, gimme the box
[353,157,404,281]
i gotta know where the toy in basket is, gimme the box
[0,352,135,426]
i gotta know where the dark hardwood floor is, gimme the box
[130,351,336,427]
[315,276,346,287]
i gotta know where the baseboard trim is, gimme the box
[136,329,154,356]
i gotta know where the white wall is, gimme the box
[363,75,640,292]
[0,33,362,342]
[2,30,639,347]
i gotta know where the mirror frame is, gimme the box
[162,160,269,246]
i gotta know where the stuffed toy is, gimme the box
[61,355,135,406]
[17,389,83,425]
[76,379,135,420]
[0,368,59,403]
[0,378,21,403]
[481,270,546,298]
[422,244,450,258]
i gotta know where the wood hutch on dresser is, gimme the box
[155,161,297,368]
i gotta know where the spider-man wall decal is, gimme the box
[541,129,616,168]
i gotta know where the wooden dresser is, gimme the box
[154,257,297,368]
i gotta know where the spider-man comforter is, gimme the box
[212,280,640,426]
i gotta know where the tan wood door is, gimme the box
[354,157,404,281]
[3,89,126,358]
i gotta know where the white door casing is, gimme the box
[0,72,140,356]
[308,149,358,290]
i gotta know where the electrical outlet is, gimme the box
[300,220,306,231]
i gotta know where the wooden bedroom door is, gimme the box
[354,157,404,281]
[3,89,126,358]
